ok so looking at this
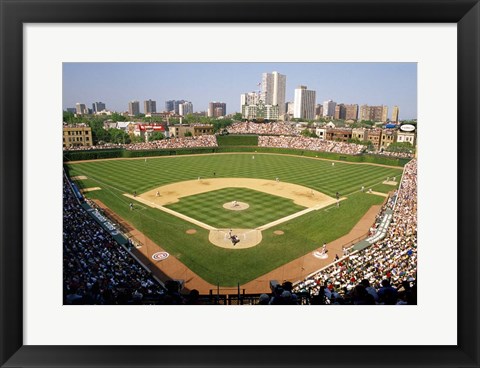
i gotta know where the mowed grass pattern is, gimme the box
[166,188,306,228]
[66,153,405,286]
[68,153,403,197]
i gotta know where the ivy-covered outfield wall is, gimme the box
[63,149,125,161]
[63,135,410,167]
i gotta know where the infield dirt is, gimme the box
[139,177,335,208]
[124,178,338,249]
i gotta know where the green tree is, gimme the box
[111,113,127,122]
[300,129,318,138]
[109,128,131,144]
[63,111,75,123]
[168,117,181,124]
[347,138,362,145]
[149,131,165,141]
[130,134,145,143]
[211,118,234,132]
[88,119,110,144]
[386,142,413,153]
[184,131,193,137]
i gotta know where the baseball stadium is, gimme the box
[63,126,417,305]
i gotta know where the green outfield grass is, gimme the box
[371,183,400,193]
[68,153,402,197]
[166,187,305,229]
[66,153,404,286]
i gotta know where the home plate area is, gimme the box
[208,228,262,249]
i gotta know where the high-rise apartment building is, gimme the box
[286,102,295,115]
[261,71,286,116]
[322,100,337,117]
[75,103,88,115]
[242,103,279,121]
[165,100,175,112]
[92,102,106,113]
[315,104,323,118]
[240,92,259,110]
[382,106,389,122]
[128,100,140,116]
[359,105,388,122]
[179,101,193,116]
[165,100,186,114]
[334,104,346,120]
[173,100,185,115]
[392,106,400,123]
[345,104,359,120]
[208,102,226,117]
[293,86,316,120]
[144,99,157,115]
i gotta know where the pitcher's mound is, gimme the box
[186,229,197,234]
[223,201,249,211]
[274,230,284,235]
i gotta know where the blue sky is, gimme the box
[63,62,417,119]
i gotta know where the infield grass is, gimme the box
[166,187,306,229]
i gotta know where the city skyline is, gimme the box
[63,62,417,119]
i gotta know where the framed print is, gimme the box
[1,0,479,367]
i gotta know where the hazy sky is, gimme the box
[63,62,417,119]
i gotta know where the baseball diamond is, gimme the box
[66,152,402,290]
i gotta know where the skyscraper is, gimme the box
[382,106,389,122]
[92,102,106,113]
[286,102,295,115]
[240,92,259,111]
[322,100,337,117]
[334,104,346,120]
[165,100,175,112]
[359,105,388,122]
[208,102,226,117]
[392,106,400,123]
[261,71,286,116]
[179,101,193,116]
[165,100,186,114]
[293,86,316,120]
[75,103,87,115]
[144,99,157,115]
[173,100,185,115]
[128,101,140,116]
[345,104,359,120]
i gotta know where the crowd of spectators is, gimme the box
[63,135,218,152]
[291,159,417,305]
[124,135,217,151]
[227,121,299,136]
[64,143,125,151]
[375,150,415,159]
[64,174,215,305]
[63,176,166,304]
[258,135,365,155]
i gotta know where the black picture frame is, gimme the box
[1,1,479,367]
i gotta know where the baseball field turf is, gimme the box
[66,153,403,286]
